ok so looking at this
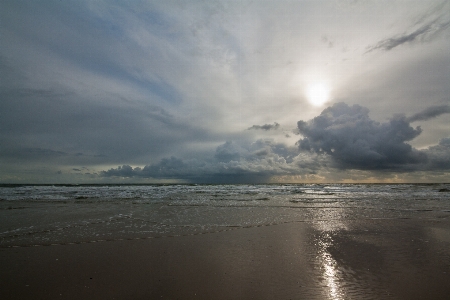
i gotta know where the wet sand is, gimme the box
[1,218,450,300]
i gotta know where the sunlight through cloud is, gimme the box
[307,83,330,106]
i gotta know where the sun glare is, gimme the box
[307,83,330,106]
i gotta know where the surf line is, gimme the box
[0,216,424,249]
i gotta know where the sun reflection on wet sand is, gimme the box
[314,220,347,300]
[321,241,345,299]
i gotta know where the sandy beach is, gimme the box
[1,217,449,300]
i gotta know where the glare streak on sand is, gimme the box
[319,233,345,300]
[323,251,343,300]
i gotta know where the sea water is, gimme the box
[1,184,449,248]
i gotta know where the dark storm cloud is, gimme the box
[247,122,280,131]
[102,157,210,180]
[407,105,450,122]
[297,103,427,170]
[101,140,305,183]
[214,141,243,162]
[101,165,137,178]
[423,137,450,170]
[101,159,196,180]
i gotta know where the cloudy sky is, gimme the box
[1,0,449,183]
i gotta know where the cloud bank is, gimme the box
[100,103,450,183]
[101,140,309,183]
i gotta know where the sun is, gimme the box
[306,83,330,106]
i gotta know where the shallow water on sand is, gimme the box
[1,184,449,247]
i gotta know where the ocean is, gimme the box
[1,183,449,248]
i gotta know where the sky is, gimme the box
[1,0,449,184]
